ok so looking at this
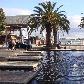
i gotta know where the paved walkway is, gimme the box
[0,48,26,57]
[0,70,37,84]
[0,48,40,84]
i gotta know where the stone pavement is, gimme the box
[0,48,42,84]
[0,70,37,84]
[0,48,25,57]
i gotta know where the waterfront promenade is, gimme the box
[0,44,84,83]
[30,44,84,50]
[0,47,42,84]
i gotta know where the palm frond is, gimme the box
[34,6,44,15]
[57,11,65,14]
[56,5,63,12]
[52,2,57,10]
[40,26,45,34]
[59,14,67,18]
[59,17,70,33]
[39,2,48,13]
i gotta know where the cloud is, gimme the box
[60,15,84,38]
[68,15,81,28]
[3,8,33,16]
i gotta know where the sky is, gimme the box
[1,0,84,39]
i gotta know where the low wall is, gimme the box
[62,45,84,50]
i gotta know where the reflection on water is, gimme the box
[35,51,84,84]
[35,51,67,84]
[58,51,84,84]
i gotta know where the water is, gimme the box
[61,51,84,84]
[32,51,84,84]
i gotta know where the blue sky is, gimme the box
[1,0,84,38]
[0,0,84,16]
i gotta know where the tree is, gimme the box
[52,11,70,46]
[79,17,84,28]
[28,1,70,47]
[0,8,6,34]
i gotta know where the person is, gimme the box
[8,39,12,50]
[64,43,66,49]
[58,41,61,45]
[56,43,61,49]
[56,41,61,49]
[12,39,16,50]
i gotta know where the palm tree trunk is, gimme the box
[45,22,51,47]
[46,28,51,47]
[53,28,57,47]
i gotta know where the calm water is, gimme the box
[32,51,84,84]
[56,51,84,84]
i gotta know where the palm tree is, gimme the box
[52,12,70,46]
[28,1,70,47]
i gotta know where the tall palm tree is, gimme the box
[28,1,70,47]
[52,12,70,46]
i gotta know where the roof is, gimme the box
[5,15,30,24]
